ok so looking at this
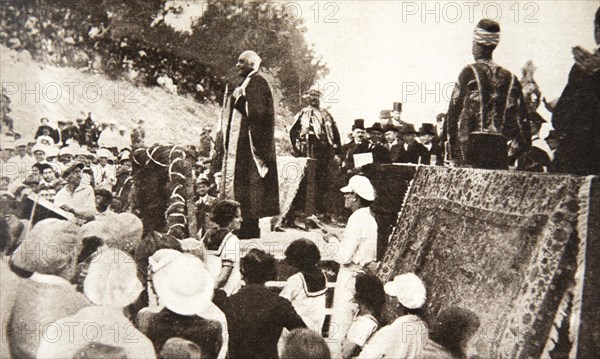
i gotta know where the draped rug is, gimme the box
[378,166,598,358]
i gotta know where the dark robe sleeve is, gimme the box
[244,76,276,166]
[277,297,307,330]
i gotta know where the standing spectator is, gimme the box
[383,124,402,163]
[195,176,217,235]
[131,119,146,147]
[113,151,133,212]
[418,124,443,165]
[198,126,213,158]
[444,19,529,169]
[397,124,428,164]
[323,175,378,358]
[223,249,306,359]
[550,7,600,175]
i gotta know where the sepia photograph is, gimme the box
[1,0,599,358]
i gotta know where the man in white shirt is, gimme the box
[324,175,378,357]
[8,139,35,183]
[54,162,96,222]
[359,273,429,359]
[93,148,116,191]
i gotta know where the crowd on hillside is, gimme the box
[0,2,225,102]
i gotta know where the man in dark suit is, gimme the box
[418,124,443,165]
[341,119,367,173]
[397,124,428,164]
[384,124,402,162]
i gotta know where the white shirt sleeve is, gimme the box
[357,325,391,359]
[221,234,240,264]
[280,273,303,302]
[346,315,378,347]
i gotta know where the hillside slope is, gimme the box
[1,45,220,145]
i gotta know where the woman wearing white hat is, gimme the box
[358,273,429,359]
[138,249,228,359]
[324,175,378,358]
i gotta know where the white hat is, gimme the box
[149,250,215,315]
[14,138,28,148]
[84,247,143,308]
[36,135,55,146]
[384,273,427,309]
[31,144,47,154]
[340,175,376,201]
[96,148,113,159]
[59,146,75,156]
[119,151,131,162]
[45,146,59,158]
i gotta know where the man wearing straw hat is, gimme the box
[444,19,530,169]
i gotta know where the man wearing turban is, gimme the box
[219,51,279,238]
[443,19,530,169]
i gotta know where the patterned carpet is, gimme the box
[378,166,597,358]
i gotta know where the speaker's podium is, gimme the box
[22,193,70,225]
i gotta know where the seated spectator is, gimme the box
[223,249,306,359]
[281,328,331,359]
[358,273,429,359]
[34,117,55,141]
[94,188,117,220]
[280,239,327,334]
[38,247,155,358]
[422,306,481,359]
[8,219,90,359]
[138,249,227,359]
[36,162,62,202]
[343,273,386,359]
[160,338,204,359]
[53,161,96,222]
[0,191,23,255]
[202,200,242,297]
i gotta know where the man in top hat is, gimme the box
[384,124,403,162]
[418,124,443,165]
[549,7,600,175]
[397,124,428,164]
[220,50,279,239]
[341,119,367,173]
[444,19,530,170]
[391,102,405,127]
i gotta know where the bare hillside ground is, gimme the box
[1,45,220,145]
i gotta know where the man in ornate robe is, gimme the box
[444,19,530,169]
[289,89,341,215]
[221,50,279,239]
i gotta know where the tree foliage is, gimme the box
[41,0,328,112]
